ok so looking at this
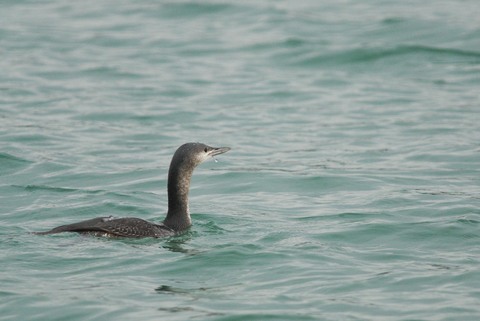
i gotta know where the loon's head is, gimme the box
[165,142,230,230]
[171,142,231,169]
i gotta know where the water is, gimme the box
[1,1,480,320]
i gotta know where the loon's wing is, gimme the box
[35,217,174,238]
[89,217,174,238]
[34,217,114,235]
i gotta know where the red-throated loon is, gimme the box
[35,143,230,238]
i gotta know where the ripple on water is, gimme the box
[1,0,480,320]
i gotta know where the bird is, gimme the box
[34,142,230,238]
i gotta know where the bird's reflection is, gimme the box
[161,231,202,255]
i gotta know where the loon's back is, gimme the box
[35,216,175,238]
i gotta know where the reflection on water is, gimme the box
[161,232,203,255]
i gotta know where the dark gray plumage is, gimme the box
[35,143,230,238]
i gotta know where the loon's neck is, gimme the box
[163,162,194,231]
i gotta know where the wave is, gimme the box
[0,152,31,164]
[294,45,480,67]
[0,153,32,175]
[157,2,235,18]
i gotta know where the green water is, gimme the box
[1,1,480,320]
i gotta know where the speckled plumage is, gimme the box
[35,216,175,238]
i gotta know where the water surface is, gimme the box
[1,1,479,320]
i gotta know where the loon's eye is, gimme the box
[204,147,208,153]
